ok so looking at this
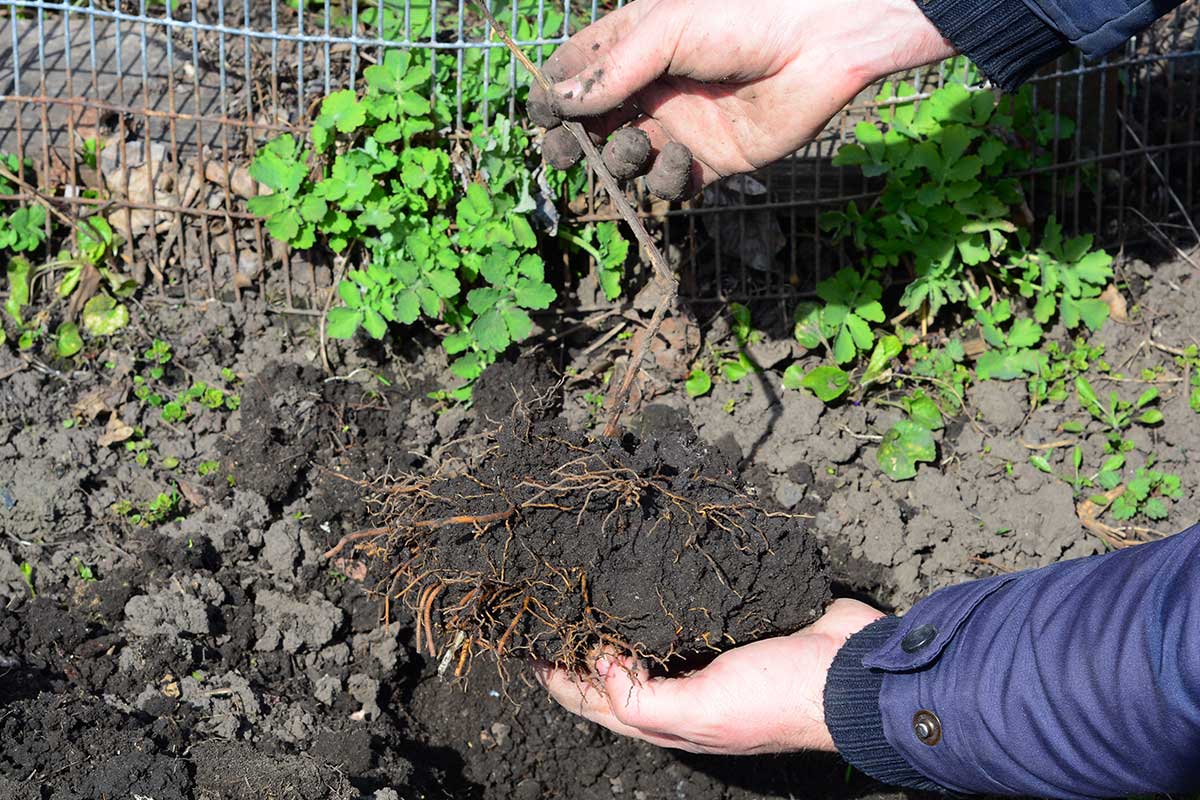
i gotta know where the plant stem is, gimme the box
[468,0,679,438]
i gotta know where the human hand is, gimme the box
[535,599,884,755]
[528,0,956,197]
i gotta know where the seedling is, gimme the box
[876,393,943,481]
[1031,449,1125,496]
[18,561,34,597]
[1075,377,1162,452]
[1108,463,1182,522]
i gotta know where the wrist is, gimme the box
[831,0,958,86]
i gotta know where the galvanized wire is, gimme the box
[0,0,1197,324]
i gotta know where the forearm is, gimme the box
[825,525,1200,797]
[912,0,1188,91]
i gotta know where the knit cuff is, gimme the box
[823,616,945,792]
[914,0,1071,91]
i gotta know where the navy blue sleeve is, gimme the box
[915,0,1185,91]
[825,525,1200,797]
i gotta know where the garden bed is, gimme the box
[1,238,1197,798]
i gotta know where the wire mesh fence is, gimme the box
[1,0,1198,324]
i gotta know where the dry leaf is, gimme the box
[71,389,111,424]
[1099,284,1128,323]
[961,336,988,359]
[1076,486,1129,548]
[97,415,134,447]
[176,479,207,509]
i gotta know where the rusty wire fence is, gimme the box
[1,0,1198,325]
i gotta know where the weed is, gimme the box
[1075,377,1162,452]
[1108,461,1182,521]
[876,390,944,480]
[685,368,712,398]
[73,558,96,582]
[112,489,182,527]
[18,561,34,597]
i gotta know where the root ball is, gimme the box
[368,414,829,673]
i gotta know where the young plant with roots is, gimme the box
[328,405,829,678]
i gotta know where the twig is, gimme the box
[468,0,679,437]
[1116,112,1200,249]
[0,163,77,230]
[1021,439,1076,450]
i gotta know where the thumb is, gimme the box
[599,652,699,734]
[551,6,682,119]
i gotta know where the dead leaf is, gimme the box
[97,415,134,447]
[1076,486,1130,548]
[159,673,181,699]
[71,389,111,424]
[961,336,988,359]
[176,479,207,509]
[1099,284,1128,323]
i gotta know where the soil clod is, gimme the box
[647,141,694,201]
[603,128,652,180]
[542,126,584,169]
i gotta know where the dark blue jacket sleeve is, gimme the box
[914,0,1186,91]
[825,525,1200,797]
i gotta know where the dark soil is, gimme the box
[603,128,652,180]
[370,412,829,668]
[3,247,1196,799]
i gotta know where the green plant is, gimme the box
[793,269,885,365]
[784,334,902,404]
[1075,377,1162,452]
[73,558,97,582]
[789,73,1113,426]
[112,489,183,527]
[559,221,630,301]
[685,368,712,398]
[1108,463,1182,521]
[197,460,220,476]
[877,416,937,481]
[1031,449,1124,496]
[18,561,35,597]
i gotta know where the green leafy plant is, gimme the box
[1109,462,1182,522]
[560,221,630,301]
[112,489,183,527]
[685,368,712,398]
[789,73,1113,423]
[18,561,35,598]
[877,417,937,481]
[1031,448,1125,496]
[1075,377,1162,452]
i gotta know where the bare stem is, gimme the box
[467,0,679,437]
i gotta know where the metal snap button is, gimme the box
[901,623,937,653]
[913,710,942,745]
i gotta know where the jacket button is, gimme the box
[901,623,937,653]
[913,710,942,745]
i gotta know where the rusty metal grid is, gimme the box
[0,0,1197,326]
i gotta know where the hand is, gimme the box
[529,0,956,196]
[535,599,884,755]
